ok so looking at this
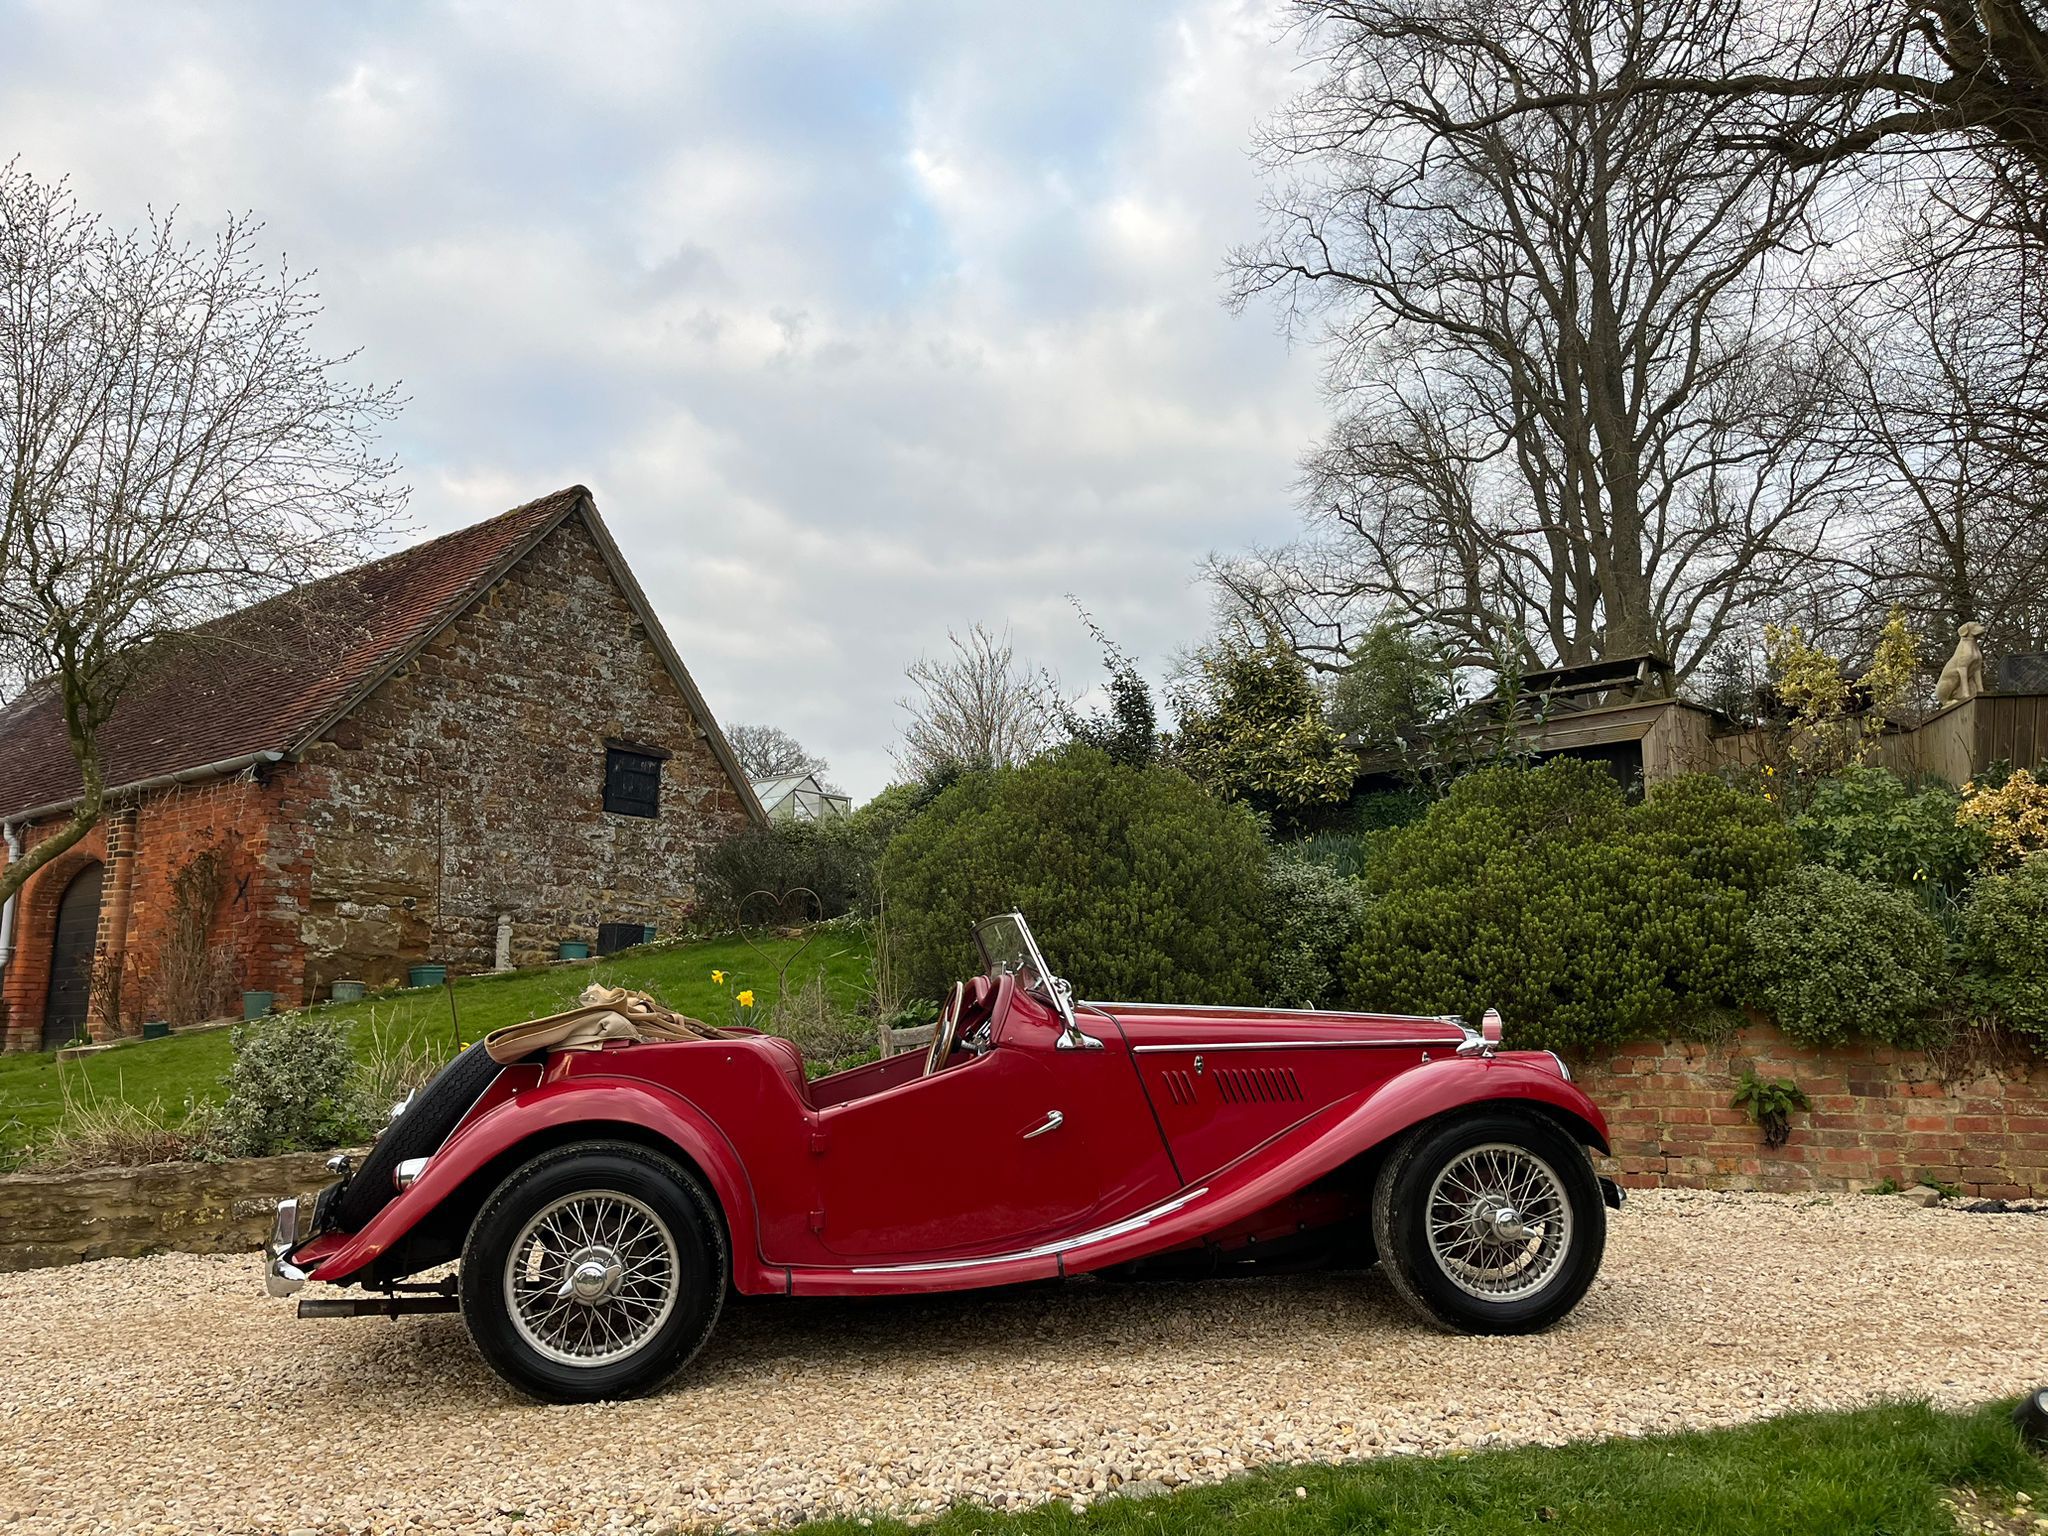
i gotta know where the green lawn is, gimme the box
[774,1400,2044,1536]
[0,925,874,1163]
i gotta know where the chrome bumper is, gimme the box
[264,1196,308,1297]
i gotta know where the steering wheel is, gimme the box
[923,976,997,1077]
[924,982,966,1077]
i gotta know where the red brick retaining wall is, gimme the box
[1575,1021,2048,1199]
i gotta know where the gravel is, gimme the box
[2,1189,2045,1535]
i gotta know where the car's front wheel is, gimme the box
[1372,1109,1605,1334]
[460,1140,725,1402]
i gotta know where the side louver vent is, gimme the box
[1213,1065,1303,1104]
[1159,1069,1198,1106]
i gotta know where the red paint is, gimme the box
[301,948,1611,1299]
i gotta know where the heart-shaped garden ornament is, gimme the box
[736,886,825,994]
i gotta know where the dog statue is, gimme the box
[1936,621,1986,705]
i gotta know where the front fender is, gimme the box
[1073,1054,1607,1272]
[302,1077,771,1292]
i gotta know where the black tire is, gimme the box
[1372,1109,1605,1334]
[332,1039,504,1233]
[459,1140,726,1403]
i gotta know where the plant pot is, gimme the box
[241,991,274,1020]
[407,964,448,989]
[330,979,367,1003]
[557,941,592,961]
[141,1020,171,1040]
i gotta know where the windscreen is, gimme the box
[973,912,1050,993]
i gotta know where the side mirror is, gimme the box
[1481,1008,1503,1047]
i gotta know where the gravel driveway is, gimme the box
[2,1189,2045,1536]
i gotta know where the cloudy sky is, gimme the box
[1,0,1327,799]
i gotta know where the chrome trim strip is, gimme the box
[847,1186,1210,1274]
[1130,1038,1461,1054]
[1094,1000,1463,1025]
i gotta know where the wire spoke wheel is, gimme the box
[1424,1142,1574,1301]
[503,1189,679,1367]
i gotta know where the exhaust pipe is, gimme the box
[298,1295,459,1320]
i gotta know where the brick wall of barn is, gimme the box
[0,772,300,1048]
[280,513,751,995]
[1575,1022,2048,1200]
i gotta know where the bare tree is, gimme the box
[0,164,405,903]
[1820,205,2048,659]
[1220,0,1863,682]
[725,722,832,782]
[892,625,1058,781]
[1434,0,2048,187]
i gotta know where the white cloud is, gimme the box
[0,0,1324,800]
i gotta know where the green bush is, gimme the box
[879,747,1271,1003]
[213,1015,368,1158]
[1743,866,1948,1045]
[1263,855,1368,1008]
[697,821,861,921]
[1339,762,1795,1049]
[1959,855,2048,1044]
[1169,630,1356,834]
[1790,764,1988,895]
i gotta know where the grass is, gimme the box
[0,925,874,1165]
[772,1400,2045,1536]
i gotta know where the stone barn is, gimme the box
[0,487,764,1051]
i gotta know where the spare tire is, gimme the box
[332,1040,505,1233]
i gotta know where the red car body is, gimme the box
[268,913,1617,1399]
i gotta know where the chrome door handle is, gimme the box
[1021,1110,1064,1140]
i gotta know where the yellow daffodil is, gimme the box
[711,969,725,983]
[737,989,755,1008]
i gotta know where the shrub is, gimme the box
[1263,855,1368,1008]
[1329,623,1455,758]
[1959,855,2048,1044]
[697,820,861,922]
[1957,768,2048,868]
[879,747,1270,1004]
[1743,866,1948,1045]
[1339,762,1794,1049]
[1169,630,1356,834]
[1791,764,1988,894]
[213,1015,368,1157]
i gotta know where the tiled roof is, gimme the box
[0,488,585,824]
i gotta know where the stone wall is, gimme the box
[1576,1021,2048,1199]
[0,1148,343,1272]
[284,514,752,994]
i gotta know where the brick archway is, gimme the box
[2,842,108,1053]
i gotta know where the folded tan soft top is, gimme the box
[483,984,728,1064]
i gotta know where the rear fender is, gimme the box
[783,1057,1609,1295]
[302,1078,774,1293]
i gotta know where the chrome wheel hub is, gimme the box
[504,1191,679,1366]
[560,1250,624,1303]
[1425,1143,1573,1301]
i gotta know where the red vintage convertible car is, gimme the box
[266,913,1619,1401]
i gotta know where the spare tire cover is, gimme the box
[332,1039,504,1233]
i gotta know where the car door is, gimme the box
[812,1005,1102,1260]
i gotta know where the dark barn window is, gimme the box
[597,922,656,955]
[603,744,665,818]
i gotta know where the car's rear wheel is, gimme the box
[1372,1109,1604,1334]
[459,1140,725,1402]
